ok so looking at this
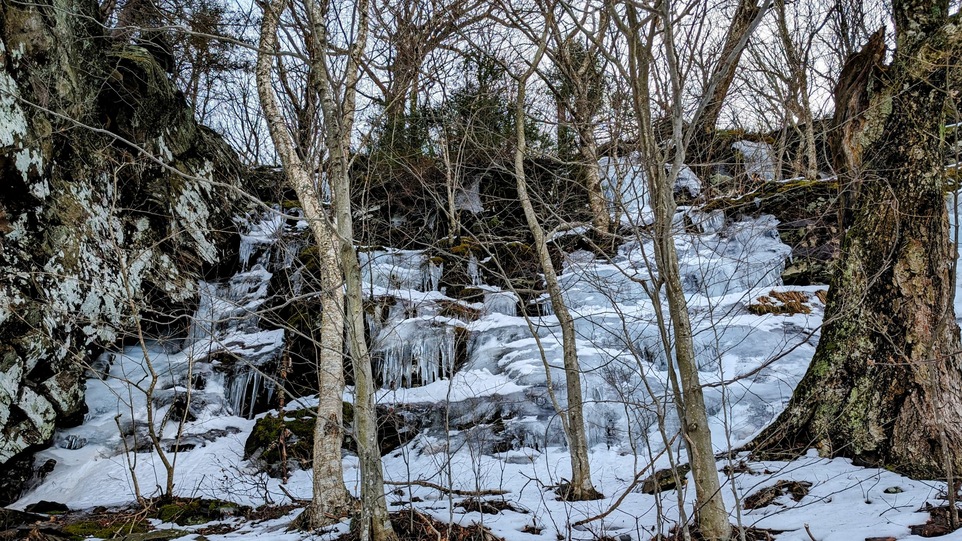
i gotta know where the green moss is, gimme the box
[155,498,244,526]
[448,238,480,256]
[63,517,147,539]
[244,408,317,472]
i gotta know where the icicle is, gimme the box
[226,368,249,417]
[373,319,458,389]
[247,371,261,418]
[467,255,481,286]
[483,291,517,316]
[422,258,442,292]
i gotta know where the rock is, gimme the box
[154,497,248,526]
[0,507,68,541]
[0,507,46,529]
[640,464,691,494]
[0,0,248,500]
[245,403,423,477]
[0,453,54,507]
[24,501,69,514]
[701,179,840,285]
[119,531,189,541]
[57,434,87,450]
[743,480,812,510]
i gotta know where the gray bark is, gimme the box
[512,21,602,502]
[255,0,351,527]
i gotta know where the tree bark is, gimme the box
[255,0,352,527]
[613,2,735,537]
[512,19,602,502]
[692,0,763,138]
[307,0,396,537]
[751,0,962,479]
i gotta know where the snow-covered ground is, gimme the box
[11,163,962,540]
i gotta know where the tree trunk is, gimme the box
[650,165,731,541]
[692,0,763,138]
[577,123,611,237]
[255,0,351,527]
[308,0,396,537]
[688,0,766,183]
[513,25,602,503]
[751,1,962,479]
[615,2,734,536]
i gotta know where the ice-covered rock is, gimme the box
[601,156,704,226]
[733,140,777,181]
[0,0,247,501]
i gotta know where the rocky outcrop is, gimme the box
[0,0,246,501]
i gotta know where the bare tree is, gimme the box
[542,9,611,236]
[369,0,492,125]
[304,0,398,537]
[606,0,771,538]
[256,0,352,528]
[506,0,603,502]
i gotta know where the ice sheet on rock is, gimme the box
[447,212,809,452]
[237,210,285,271]
[564,212,790,302]
[600,155,651,225]
[733,140,777,181]
[483,291,518,316]
[455,175,483,214]
[674,164,701,197]
[360,249,441,293]
[184,266,274,352]
[600,155,703,225]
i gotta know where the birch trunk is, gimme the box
[306,0,396,537]
[255,0,351,527]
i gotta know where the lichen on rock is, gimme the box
[0,0,249,503]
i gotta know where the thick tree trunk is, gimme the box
[255,0,351,527]
[752,2,962,479]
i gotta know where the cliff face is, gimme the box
[0,0,246,501]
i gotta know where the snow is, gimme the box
[733,140,777,181]
[12,189,962,541]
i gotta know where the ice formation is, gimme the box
[30,164,811,495]
[732,140,777,181]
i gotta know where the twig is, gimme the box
[384,479,508,496]
[572,440,673,527]
[804,523,817,541]
[277,483,309,505]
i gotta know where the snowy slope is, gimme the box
[10,172,962,541]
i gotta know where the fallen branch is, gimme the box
[277,483,310,505]
[385,479,509,496]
